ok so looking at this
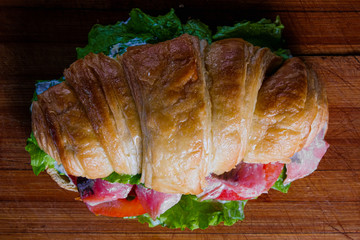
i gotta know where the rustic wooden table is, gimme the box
[1,1,359,239]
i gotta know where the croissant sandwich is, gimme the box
[26,9,329,230]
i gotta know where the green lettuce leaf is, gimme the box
[212,16,284,51]
[183,19,212,43]
[272,166,291,193]
[274,48,292,60]
[127,8,183,42]
[102,172,141,185]
[25,132,56,176]
[76,21,155,59]
[77,8,184,59]
[137,195,247,230]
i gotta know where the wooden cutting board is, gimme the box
[0,1,359,239]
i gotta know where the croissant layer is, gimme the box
[205,38,283,174]
[64,54,141,175]
[34,82,113,178]
[122,34,211,194]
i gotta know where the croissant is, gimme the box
[32,34,328,195]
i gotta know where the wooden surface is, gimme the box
[1,1,360,239]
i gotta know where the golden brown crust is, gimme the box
[36,83,83,177]
[64,54,140,175]
[36,82,113,178]
[303,62,329,147]
[122,34,211,194]
[244,57,323,164]
[32,101,61,164]
[205,38,282,174]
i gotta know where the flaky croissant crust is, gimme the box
[32,34,328,195]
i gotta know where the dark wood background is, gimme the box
[1,1,359,239]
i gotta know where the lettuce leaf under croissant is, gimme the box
[26,132,56,176]
[137,195,247,230]
[76,8,289,59]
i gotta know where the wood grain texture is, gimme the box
[0,1,359,239]
[1,201,359,234]
[1,233,359,240]
[0,0,359,11]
